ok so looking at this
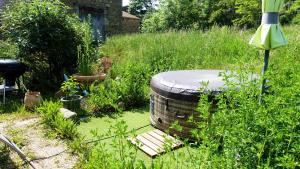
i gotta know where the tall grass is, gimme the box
[103,27,254,72]
[102,26,299,71]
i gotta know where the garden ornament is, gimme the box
[249,0,288,103]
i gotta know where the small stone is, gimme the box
[59,108,77,119]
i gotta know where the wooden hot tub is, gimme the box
[150,70,228,139]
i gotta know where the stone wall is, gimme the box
[122,12,140,34]
[62,0,122,36]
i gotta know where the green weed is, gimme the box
[36,101,79,140]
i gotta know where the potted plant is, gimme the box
[73,21,106,83]
[60,77,83,111]
[73,45,106,83]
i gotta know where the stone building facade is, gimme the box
[0,1,140,38]
[122,11,140,34]
[62,0,122,40]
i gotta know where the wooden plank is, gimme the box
[128,137,158,157]
[147,131,180,148]
[136,135,164,153]
[129,129,184,158]
[140,133,165,149]
[147,131,166,142]
[153,129,183,147]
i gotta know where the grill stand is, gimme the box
[3,79,5,105]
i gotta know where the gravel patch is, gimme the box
[1,118,78,169]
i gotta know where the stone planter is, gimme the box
[73,73,106,83]
[61,95,83,112]
[24,91,42,109]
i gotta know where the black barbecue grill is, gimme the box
[0,59,27,104]
[0,59,27,86]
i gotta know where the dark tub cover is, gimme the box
[150,70,235,102]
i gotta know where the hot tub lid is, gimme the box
[150,70,232,102]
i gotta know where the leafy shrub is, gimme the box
[234,0,261,28]
[87,62,150,114]
[191,66,300,168]
[0,40,18,59]
[36,101,79,140]
[142,0,299,32]
[141,11,167,33]
[87,80,121,114]
[113,62,151,108]
[142,0,209,32]
[1,0,91,92]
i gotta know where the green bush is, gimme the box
[1,0,91,92]
[192,64,300,168]
[234,0,261,28]
[142,0,299,32]
[87,62,150,114]
[87,80,121,115]
[292,13,300,24]
[0,40,18,59]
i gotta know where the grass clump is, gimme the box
[36,101,78,140]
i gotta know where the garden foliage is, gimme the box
[128,0,157,19]
[36,101,78,140]
[98,27,260,112]
[75,26,300,168]
[191,65,300,168]
[1,0,91,92]
[87,62,150,114]
[77,19,96,76]
[142,0,300,32]
[0,40,18,59]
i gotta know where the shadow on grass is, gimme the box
[88,105,149,119]
[0,93,25,114]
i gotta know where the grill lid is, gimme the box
[150,70,232,102]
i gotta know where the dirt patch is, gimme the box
[0,117,78,169]
[0,122,6,133]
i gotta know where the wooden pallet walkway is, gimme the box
[129,129,183,158]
